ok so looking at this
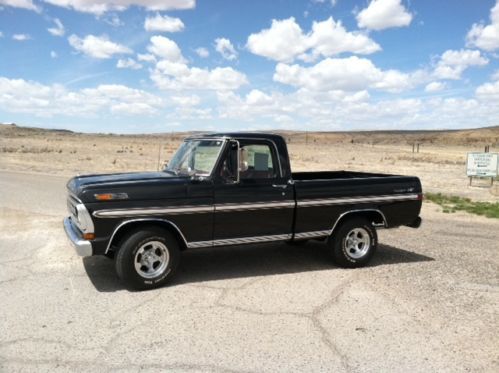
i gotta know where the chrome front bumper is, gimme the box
[63,217,93,257]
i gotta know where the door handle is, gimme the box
[272,184,288,189]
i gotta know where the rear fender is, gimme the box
[330,209,387,236]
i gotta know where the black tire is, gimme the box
[115,227,180,290]
[328,218,377,268]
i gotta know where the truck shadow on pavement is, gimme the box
[83,242,434,292]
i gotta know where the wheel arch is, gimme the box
[105,218,188,254]
[330,209,387,236]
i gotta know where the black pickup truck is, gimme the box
[64,133,422,289]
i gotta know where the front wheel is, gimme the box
[115,227,180,290]
[328,218,377,268]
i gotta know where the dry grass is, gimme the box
[1,124,498,202]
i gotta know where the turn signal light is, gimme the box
[95,193,113,200]
[83,233,95,240]
[94,193,128,201]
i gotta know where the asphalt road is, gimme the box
[0,170,498,372]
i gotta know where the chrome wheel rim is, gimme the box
[344,228,371,259]
[134,241,169,279]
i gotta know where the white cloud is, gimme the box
[146,36,247,90]
[466,0,499,51]
[41,0,195,15]
[195,47,209,58]
[137,53,156,63]
[0,77,163,117]
[215,37,238,60]
[144,13,184,32]
[151,62,248,91]
[356,0,413,30]
[476,79,499,100]
[305,17,381,60]
[217,90,296,124]
[110,102,158,115]
[171,95,200,106]
[147,35,185,62]
[433,49,488,80]
[117,58,142,70]
[50,50,58,58]
[425,81,445,92]
[216,88,420,129]
[0,0,40,12]
[216,84,499,131]
[246,17,380,63]
[246,89,273,106]
[68,34,132,59]
[247,18,307,62]
[0,32,3,38]
[48,18,65,37]
[12,33,30,41]
[273,56,412,93]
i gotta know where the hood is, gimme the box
[67,171,188,203]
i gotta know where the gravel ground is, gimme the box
[0,170,498,372]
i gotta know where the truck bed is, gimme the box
[292,170,422,233]
[292,170,396,181]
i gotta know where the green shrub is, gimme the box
[425,192,499,219]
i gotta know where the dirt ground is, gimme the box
[0,170,498,372]
[1,124,498,371]
[1,124,499,201]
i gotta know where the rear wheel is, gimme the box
[328,218,377,268]
[115,227,180,290]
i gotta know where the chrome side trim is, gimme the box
[294,230,330,239]
[94,194,414,219]
[187,241,212,248]
[298,194,419,207]
[329,209,388,235]
[94,205,214,218]
[105,218,189,254]
[216,201,295,212]
[94,200,296,218]
[187,233,292,249]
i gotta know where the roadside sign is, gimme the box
[466,152,498,177]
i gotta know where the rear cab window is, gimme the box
[239,141,279,180]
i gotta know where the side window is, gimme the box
[240,143,277,179]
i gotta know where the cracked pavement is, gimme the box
[0,170,498,372]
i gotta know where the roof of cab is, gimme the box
[186,132,285,142]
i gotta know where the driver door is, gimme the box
[213,139,294,244]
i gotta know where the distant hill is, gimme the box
[280,126,499,146]
[1,122,498,146]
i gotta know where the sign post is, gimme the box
[466,152,498,186]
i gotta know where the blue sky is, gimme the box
[1,0,499,133]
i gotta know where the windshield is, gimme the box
[165,139,224,176]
